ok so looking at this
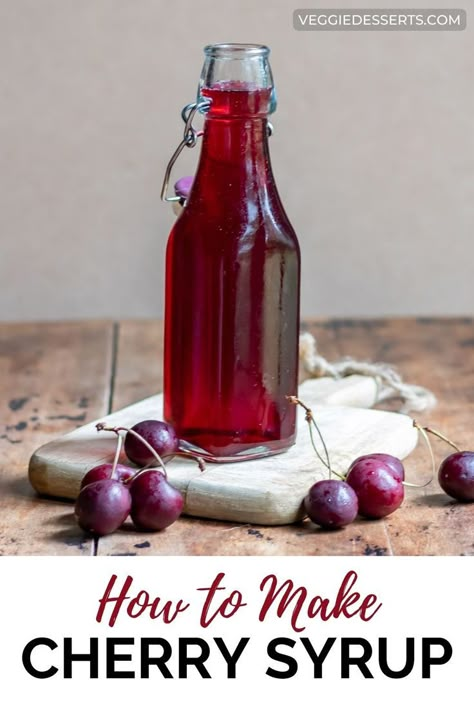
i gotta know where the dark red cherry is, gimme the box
[346,455,404,519]
[80,463,135,489]
[124,420,178,466]
[75,479,131,536]
[129,469,184,531]
[304,479,358,529]
[438,451,474,502]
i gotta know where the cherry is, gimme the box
[304,479,358,529]
[124,420,178,467]
[346,454,404,519]
[75,479,132,536]
[349,453,405,482]
[129,469,184,531]
[438,451,474,502]
[80,463,135,490]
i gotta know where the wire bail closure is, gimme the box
[160,99,211,202]
[161,98,274,203]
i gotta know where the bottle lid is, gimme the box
[174,176,194,201]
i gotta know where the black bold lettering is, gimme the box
[422,638,453,678]
[106,638,134,678]
[22,637,58,679]
[140,638,173,678]
[341,637,373,678]
[266,637,298,679]
[301,637,336,678]
[379,637,415,679]
[178,638,211,678]
[64,637,99,678]
[214,637,250,678]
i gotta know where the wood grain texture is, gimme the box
[0,321,115,555]
[28,378,417,523]
[1,318,473,556]
[320,318,474,555]
[112,320,163,411]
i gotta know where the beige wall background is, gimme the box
[0,0,473,322]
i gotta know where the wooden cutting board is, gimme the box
[28,376,418,525]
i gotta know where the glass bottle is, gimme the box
[164,43,300,461]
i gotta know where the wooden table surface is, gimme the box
[1,318,473,556]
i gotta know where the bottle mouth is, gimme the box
[204,43,270,58]
[198,43,275,113]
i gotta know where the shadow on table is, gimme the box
[412,492,463,508]
[48,511,92,552]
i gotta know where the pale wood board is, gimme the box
[29,376,418,525]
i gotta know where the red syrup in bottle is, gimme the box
[164,46,300,461]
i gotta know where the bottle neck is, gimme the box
[187,115,275,215]
[188,84,275,203]
[202,113,270,168]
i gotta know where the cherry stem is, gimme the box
[174,450,206,472]
[135,451,205,474]
[96,423,168,477]
[412,421,435,486]
[110,433,123,480]
[413,421,461,453]
[403,480,432,488]
[287,396,341,480]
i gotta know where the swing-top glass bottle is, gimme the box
[163,43,301,462]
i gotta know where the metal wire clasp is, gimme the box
[160,99,211,202]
